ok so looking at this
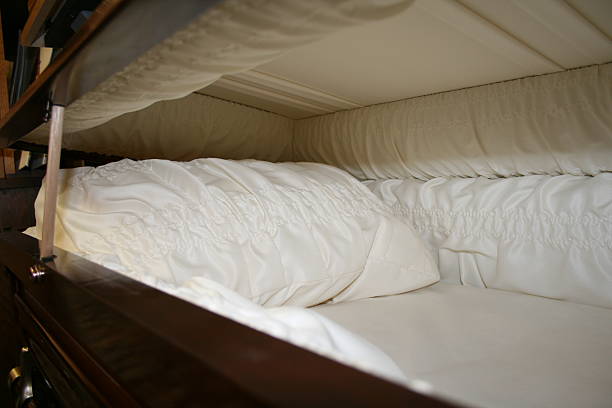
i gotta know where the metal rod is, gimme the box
[39,105,65,260]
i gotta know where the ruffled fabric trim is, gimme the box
[295,63,612,179]
[394,206,611,251]
[366,174,612,308]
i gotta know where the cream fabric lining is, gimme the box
[314,282,612,408]
[26,64,612,179]
[295,63,612,179]
[26,94,295,162]
[27,158,438,307]
[25,0,411,138]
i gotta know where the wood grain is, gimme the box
[12,140,124,166]
[0,232,462,407]
[20,0,64,46]
[0,187,39,231]
[0,10,10,120]
[0,0,128,148]
[0,267,20,407]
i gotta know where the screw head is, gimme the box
[29,264,46,281]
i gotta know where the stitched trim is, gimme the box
[392,205,612,250]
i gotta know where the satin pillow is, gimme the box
[30,158,438,307]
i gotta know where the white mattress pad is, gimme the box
[314,282,612,408]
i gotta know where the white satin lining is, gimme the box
[366,173,612,309]
[26,158,438,307]
[315,282,612,408]
[294,63,612,179]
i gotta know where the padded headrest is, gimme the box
[294,63,612,180]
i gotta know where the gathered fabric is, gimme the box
[28,158,438,308]
[25,0,412,139]
[295,63,612,179]
[367,173,612,309]
[26,94,295,163]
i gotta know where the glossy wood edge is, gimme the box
[0,176,42,189]
[0,232,461,407]
[0,0,224,148]
[1,233,266,407]
[14,295,121,407]
[19,0,63,46]
[0,141,122,190]
[0,0,128,147]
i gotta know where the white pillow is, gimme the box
[48,249,408,385]
[31,158,438,306]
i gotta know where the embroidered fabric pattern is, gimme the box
[367,174,612,308]
[393,206,611,250]
[81,181,389,261]
[66,160,154,189]
[39,158,437,307]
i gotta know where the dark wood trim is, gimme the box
[0,266,21,406]
[0,10,10,120]
[0,0,226,148]
[11,140,124,166]
[0,176,42,189]
[19,0,64,46]
[2,148,15,175]
[15,296,108,407]
[0,232,461,407]
[0,0,128,148]
[0,183,39,231]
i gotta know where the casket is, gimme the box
[0,1,610,407]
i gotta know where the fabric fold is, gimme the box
[366,173,612,308]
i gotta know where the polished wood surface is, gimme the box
[2,149,15,175]
[19,0,63,46]
[0,0,128,148]
[0,176,42,190]
[0,11,10,119]
[0,0,225,148]
[12,140,125,166]
[0,232,461,407]
[15,296,105,407]
[0,187,38,231]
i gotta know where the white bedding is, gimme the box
[315,282,612,408]
[25,0,412,138]
[25,157,442,385]
[367,173,612,309]
[48,249,407,385]
[33,62,612,175]
[28,158,438,307]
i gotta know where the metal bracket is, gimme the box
[29,262,49,282]
[39,104,65,261]
[42,99,52,123]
